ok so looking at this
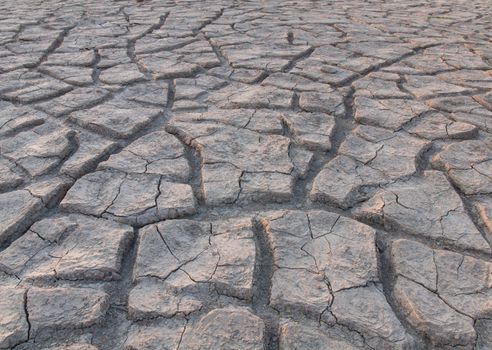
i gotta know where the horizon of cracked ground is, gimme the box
[0,0,491,349]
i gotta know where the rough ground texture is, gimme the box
[0,0,491,349]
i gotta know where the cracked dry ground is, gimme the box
[1,1,492,350]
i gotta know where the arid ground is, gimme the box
[0,0,491,349]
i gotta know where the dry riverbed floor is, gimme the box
[0,0,492,349]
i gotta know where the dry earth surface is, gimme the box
[0,0,491,349]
